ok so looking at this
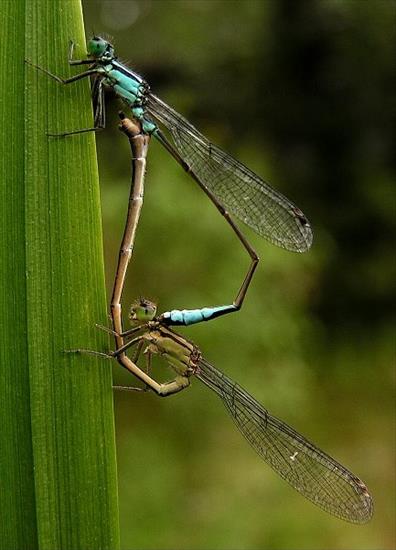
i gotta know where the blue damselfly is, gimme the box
[28,36,313,255]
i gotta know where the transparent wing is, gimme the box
[146,93,313,252]
[196,358,373,523]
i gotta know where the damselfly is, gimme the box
[75,298,372,524]
[69,115,372,524]
[28,36,313,253]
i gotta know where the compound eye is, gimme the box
[87,37,107,57]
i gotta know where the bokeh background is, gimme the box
[83,1,395,549]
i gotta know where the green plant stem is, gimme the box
[0,1,120,549]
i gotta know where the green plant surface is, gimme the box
[0,1,120,549]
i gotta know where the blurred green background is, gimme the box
[83,1,394,548]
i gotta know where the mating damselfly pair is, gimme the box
[30,36,373,524]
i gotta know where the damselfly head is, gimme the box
[129,298,157,323]
[87,36,114,60]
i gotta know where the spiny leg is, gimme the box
[113,343,149,393]
[67,40,94,66]
[133,339,145,365]
[95,323,119,338]
[63,348,114,359]
[113,385,148,393]
[25,59,98,85]
[47,81,105,137]
[25,54,106,136]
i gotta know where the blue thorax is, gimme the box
[98,59,157,134]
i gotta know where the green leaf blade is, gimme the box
[1,1,121,549]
